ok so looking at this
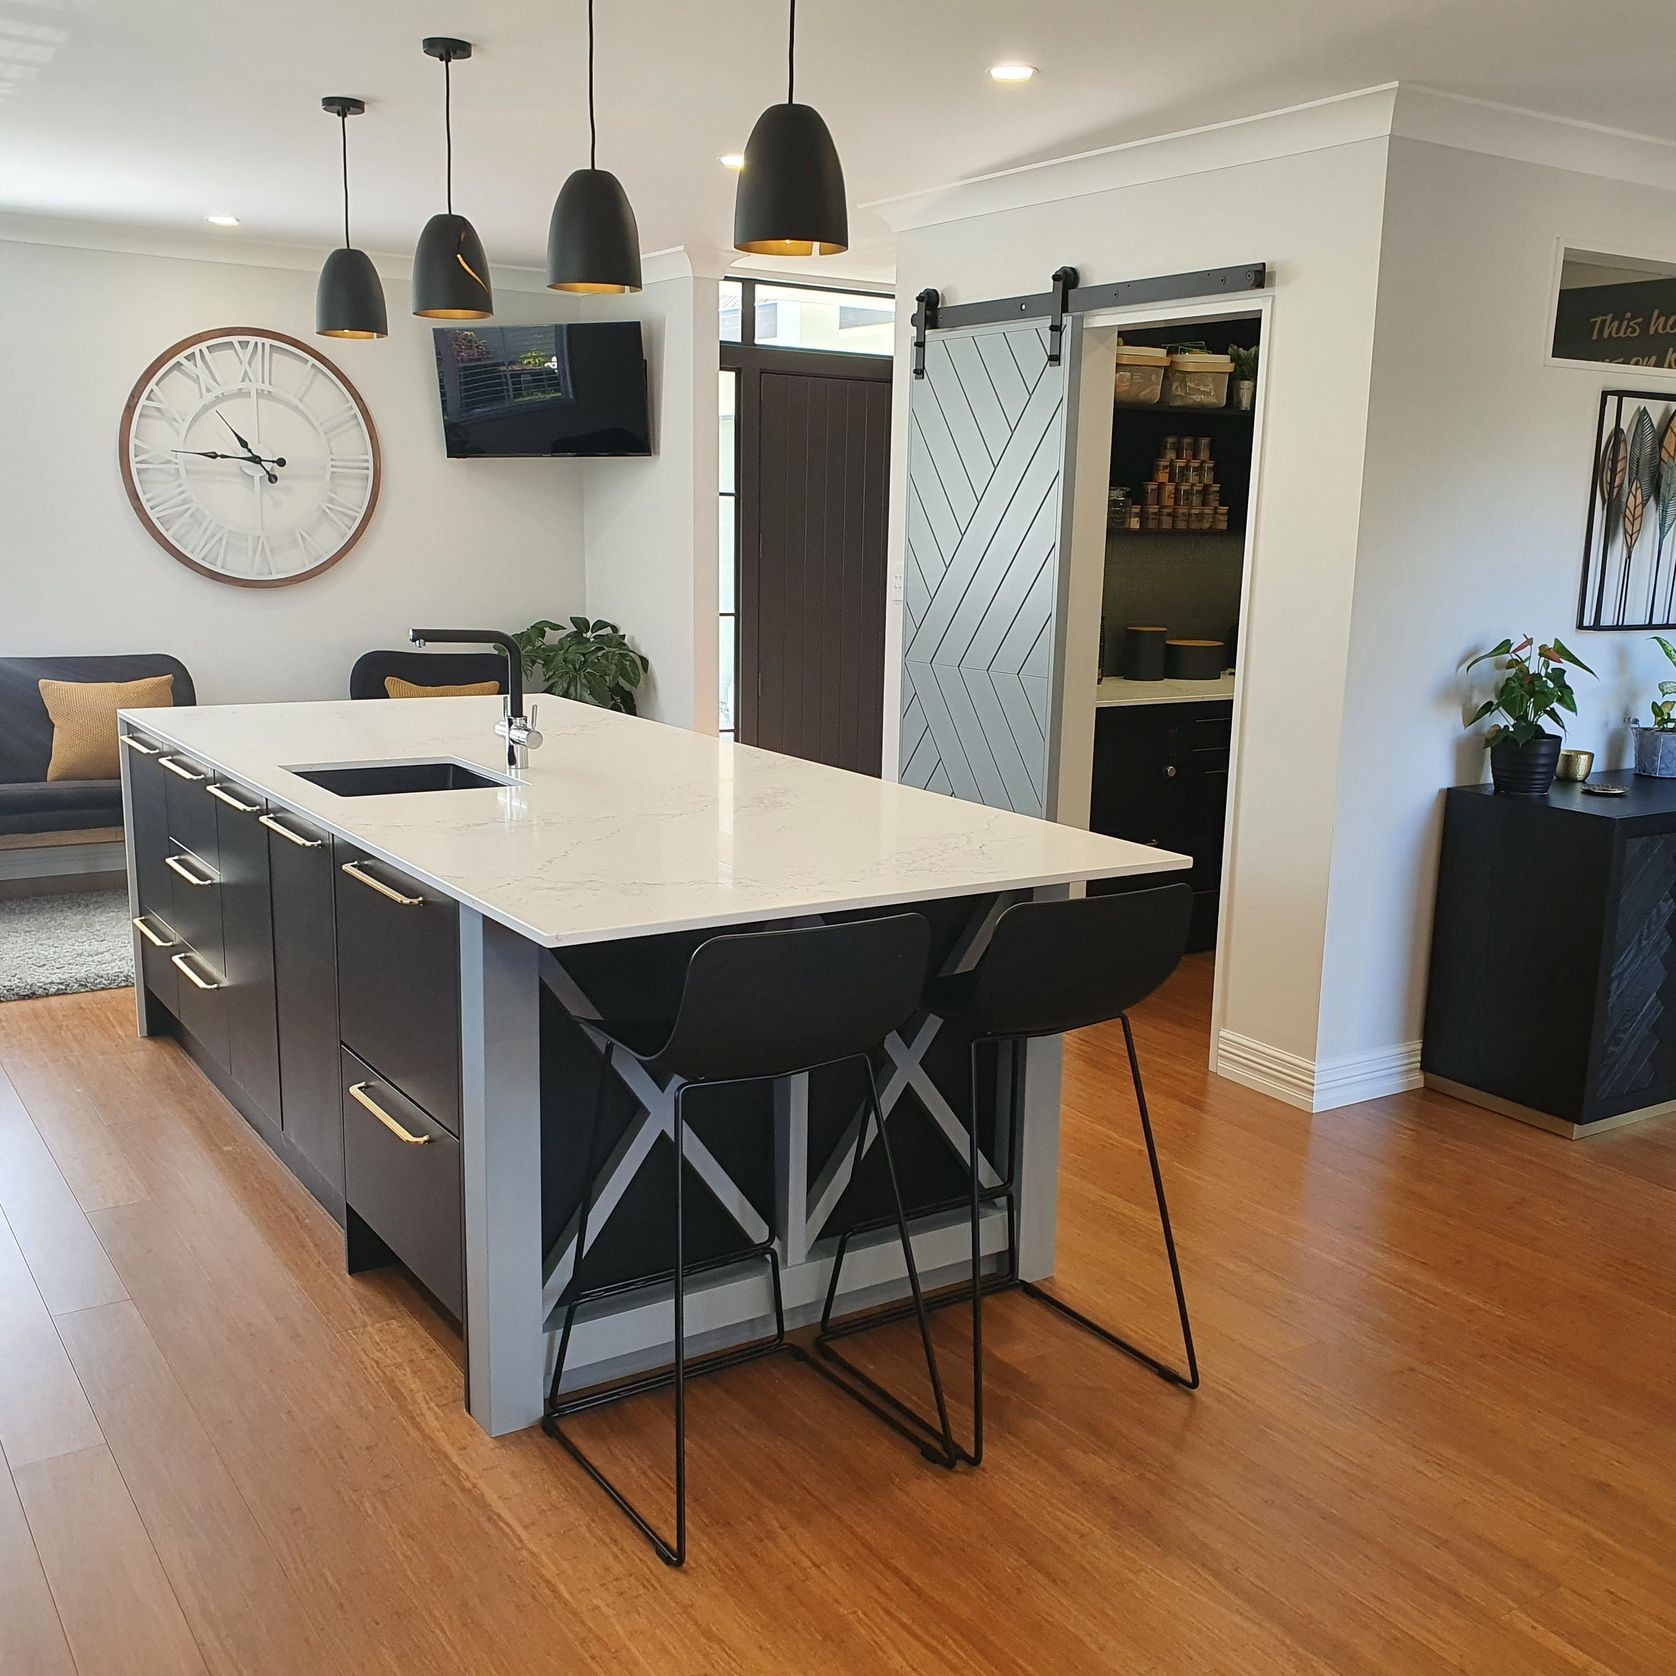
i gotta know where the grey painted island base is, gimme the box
[470,889,1066,1439]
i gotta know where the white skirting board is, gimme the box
[1214,1030,1423,1112]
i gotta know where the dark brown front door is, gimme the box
[730,347,891,775]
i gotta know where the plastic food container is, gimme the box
[1113,345,1168,406]
[1162,352,1234,409]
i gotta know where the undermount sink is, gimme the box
[287,759,512,797]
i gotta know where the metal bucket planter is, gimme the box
[1634,725,1676,777]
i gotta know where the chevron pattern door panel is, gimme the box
[900,325,1067,817]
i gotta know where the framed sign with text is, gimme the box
[1553,250,1676,372]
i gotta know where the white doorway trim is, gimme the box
[1070,290,1276,1082]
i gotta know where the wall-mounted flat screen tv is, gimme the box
[432,321,652,458]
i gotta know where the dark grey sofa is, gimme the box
[0,654,195,839]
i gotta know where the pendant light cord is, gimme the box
[443,55,454,214]
[787,0,796,103]
[338,112,351,249]
[587,0,598,170]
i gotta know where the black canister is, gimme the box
[1164,638,1225,680]
[1121,625,1168,681]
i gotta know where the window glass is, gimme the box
[1552,248,1676,370]
[718,615,736,736]
[753,285,893,355]
[718,367,736,493]
[719,279,743,344]
[718,496,735,614]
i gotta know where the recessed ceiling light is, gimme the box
[988,63,1036,84]
[719,153,745,172]
[205,213,240,226]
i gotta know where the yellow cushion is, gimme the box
[39,674,175,782]
[383,676,502,700]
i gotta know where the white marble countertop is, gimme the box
[1095,674,1236,707]
[121,697,1188,948]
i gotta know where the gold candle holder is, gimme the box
[1556,749,1594,782]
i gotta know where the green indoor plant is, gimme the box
[1229,344,1258,411]
[1463,635,1594,795]
[1635,635,1676,776]
[515,617,649,715]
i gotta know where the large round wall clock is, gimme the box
[118,327,381,588]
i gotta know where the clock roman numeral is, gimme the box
[139,390,190,430]
[233,338,274,388]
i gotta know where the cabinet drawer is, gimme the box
[163,843,223,963]
[158,750,218,864]
[341,1050,462,1318]
[334,842,460,1135]
[131,910,181,1016]
[169,940,228,1069]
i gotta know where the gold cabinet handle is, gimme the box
[158,756,207,782]
[206,783,260,813]
[164,853,216,887]
[259,812,323,848]
[119,734,160,756]
[132,915,178,949]
[170,951,222,991]
[340,860,424,907]
[348,1081,432,1145]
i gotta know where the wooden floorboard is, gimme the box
[0,959,1673,1672]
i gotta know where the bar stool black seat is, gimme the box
[817,882,1199,1467]
[542,913,957,1567]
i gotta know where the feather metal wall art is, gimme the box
[1579,392,1676,632]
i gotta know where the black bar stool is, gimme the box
[542,913,956,1567]
[817,883,1199,1467]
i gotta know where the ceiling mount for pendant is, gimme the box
[547,0,642,294]
[413,35,493,320]
[316,95,387,340]
[733,0,848,257]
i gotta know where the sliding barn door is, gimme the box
[899,323,1068,818]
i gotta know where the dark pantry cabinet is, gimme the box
[1089,699,1231,951]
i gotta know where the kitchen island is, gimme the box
[118,694,1185,1435]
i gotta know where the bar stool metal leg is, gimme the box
[803,1062,958,1466]
[543,1058,690,1566]
[1017,1014,1199,1391]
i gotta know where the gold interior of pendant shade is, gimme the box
[736,237,846,257]
[320,328,383,340]
[415,306,492,320]
[550,280,632,294]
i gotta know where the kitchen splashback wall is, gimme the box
[0,231,585,704]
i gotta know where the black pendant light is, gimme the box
[316,97,388,340]
[733,0,847,257]
[412,36,493,319]
[547,0,642,293]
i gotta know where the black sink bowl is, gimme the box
[289,760,509,797]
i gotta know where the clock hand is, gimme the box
[217,411,255,453]
[172,449,232,460]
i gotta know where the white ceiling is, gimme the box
[1,0,1671,278]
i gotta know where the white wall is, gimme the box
[580,267,719,729]
[883,124,1392,1068]
[1317,139,1676,1067]
[0,236,585,702]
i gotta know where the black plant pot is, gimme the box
[1489,731,1562,796]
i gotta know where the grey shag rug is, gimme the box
[0,884,135,1002]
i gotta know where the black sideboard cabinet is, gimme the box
[1423,771,1676,1136]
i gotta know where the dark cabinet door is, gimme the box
[211,781,280,1126]
[341,1048,463,1318]
[1090,699,1232,951]
[334,842,461,1135]
[267,809,344,1198]
[158,749,219,865]
[121,731,176,923]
